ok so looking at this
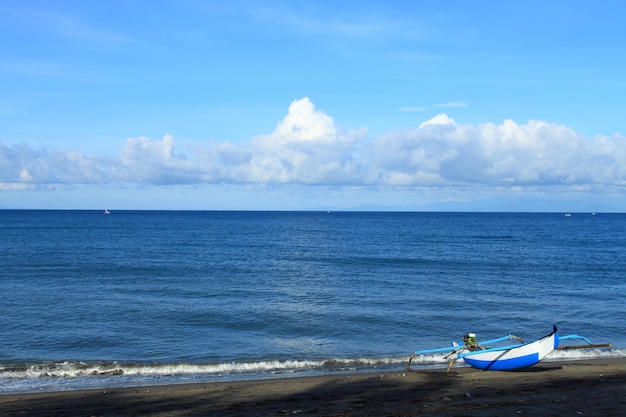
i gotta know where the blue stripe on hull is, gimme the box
[463,352,540,371]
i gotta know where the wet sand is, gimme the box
[1,358,625,416]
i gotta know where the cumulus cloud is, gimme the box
[116,134,206,185]
[0,142,110,190]
[1,97,626,196]
[244,97,361,184]
[370,115,626,189]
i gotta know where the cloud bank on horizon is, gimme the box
[2,97,625,209]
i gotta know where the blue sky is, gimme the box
[1,0,625,211]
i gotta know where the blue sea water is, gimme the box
[1,210,625,393]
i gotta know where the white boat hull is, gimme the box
[461,331,559,370]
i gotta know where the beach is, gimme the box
[1,358,624,416]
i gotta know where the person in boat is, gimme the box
[464,333,484,351]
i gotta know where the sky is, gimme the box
[1,0,625,211]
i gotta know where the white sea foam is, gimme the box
[1,349,624,393]
[0,356,408,381]
[547,348,626,361]
[3,348,623,382]
[0,356,415,393]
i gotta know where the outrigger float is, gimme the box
[407,326,611,373]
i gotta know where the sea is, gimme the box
[1,210,625,394]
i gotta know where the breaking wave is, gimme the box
[2,348,624,393]
[0,356,410,393]
[0,357,409,380]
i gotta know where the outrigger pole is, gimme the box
[556,334,611,350]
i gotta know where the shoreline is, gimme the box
[2,358,625,416]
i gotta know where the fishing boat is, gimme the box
[407,326,611,373]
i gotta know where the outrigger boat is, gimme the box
[407,326,611,373]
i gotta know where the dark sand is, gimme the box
[1,358,625,416]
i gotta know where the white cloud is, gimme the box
[371,115,626,189]
[0,142,108,187]
[419,113,457,128]
[397,106,428,113]
[245,97,361,184]
[266,97,337,143]
[434,101,469,108]
[116,134,207,185]
[2,98,626,200]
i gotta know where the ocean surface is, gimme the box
[1,210,625,393]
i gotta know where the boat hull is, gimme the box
[461,331,559,371]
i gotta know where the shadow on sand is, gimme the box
[1,363,625,416]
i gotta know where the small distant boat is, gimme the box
[104,209,111,215]
[564,213,572,217]
[407,326,610,373]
